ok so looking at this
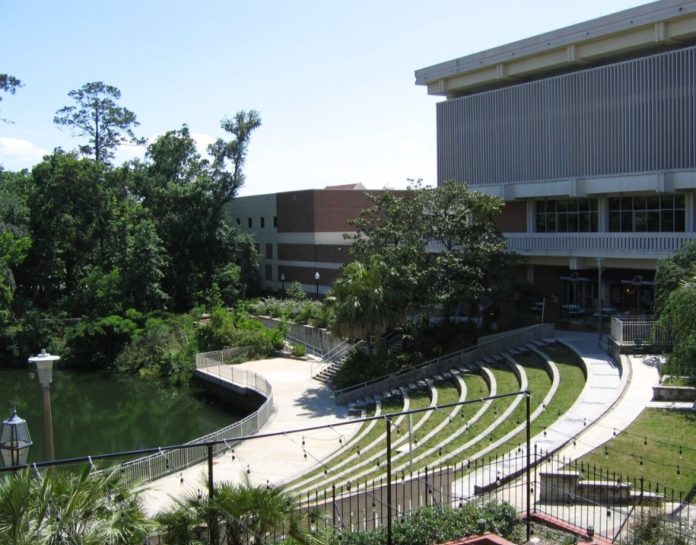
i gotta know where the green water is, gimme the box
[0,369,246,463]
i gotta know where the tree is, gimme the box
[208,110,262,209]
[420,180,506,321]
[654,238,696,316]
[0,466,151,544]
[349,181,507,323]
[330,255,404,355]
[0,74,22,123]
[54,81,145,163]
[659,267,696,375]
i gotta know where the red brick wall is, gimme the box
[278,244,351,263]
[313,190,377,232]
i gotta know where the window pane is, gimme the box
[558,201,568,213]
[537,201,546,213]
[567,214,578,232]
[579,200,589,212]
[567,200,579,212]
[662,210,674,232]
[646,196,660,210]
[621,197,633,209]
[635,211,648,231]
[675,194,686,209]
[609,197,621,211]
[647,211,659,231]
[609,212,621,232]
[675,211,686,232]
[537,214,546,232]
[621,211,633,232]
[660,195,674,208]
[634,197,647,210]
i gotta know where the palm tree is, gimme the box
[157,477,321,545]
[0,466,150,545]
[329,255,404,356]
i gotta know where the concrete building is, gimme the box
[227,184,376,296]
[416,0,696,316]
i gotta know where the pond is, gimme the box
[0,368,247,463]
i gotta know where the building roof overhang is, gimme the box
[415,0,696,98]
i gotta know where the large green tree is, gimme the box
[54,81,145,163]
[349,180,507,323]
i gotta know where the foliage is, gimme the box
[333,502,523,545]
[196,307,285,356]
[114,312,197,384]
[156,478,318,545]
[658,267,696,375]
[331,348,401,389]
[0,73,22,122]
[329,255,404,355]
[654,238,696,316]
[291,343,306,358]
[286,281,306,301]
[62,313,140,369]
[53,81,145,163]
[0,466,151,545]
[249,297,329,327]
[349,180,508,325]
[619,508,696,545]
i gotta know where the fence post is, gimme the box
[386,417,393,545]
[525,389,531,542]
[208,445,217,545]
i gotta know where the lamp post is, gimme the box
[314,271,320,299]
[280,273,285,297]
[0,408,32,467]
[28,349,59,461]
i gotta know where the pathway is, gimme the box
[141,357,361,516]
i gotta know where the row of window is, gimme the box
[235,216,278,229]
[536,196,686,233]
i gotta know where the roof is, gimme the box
[324,182,367,190]
[415,0,696,97]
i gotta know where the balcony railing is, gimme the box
[503,232,694,258]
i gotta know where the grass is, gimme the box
[477,344,586,462]
[576,408,696,499]
[660,376,696,387]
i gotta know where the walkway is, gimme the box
[141,357,361,517]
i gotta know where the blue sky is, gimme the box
[2,0,646,196]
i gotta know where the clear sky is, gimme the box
[2,0,647,196]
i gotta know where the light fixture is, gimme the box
[0,408,32,467]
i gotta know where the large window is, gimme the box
[536,199,598,232]
[608,195,685,232]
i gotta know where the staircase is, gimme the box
[312,340,363,388]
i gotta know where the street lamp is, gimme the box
[0,408,32,467]
[280,273,285,296]
[314,271,320,299]
[28,349,60,461]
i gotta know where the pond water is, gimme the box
[0,368,246,463]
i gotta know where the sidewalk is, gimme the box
[141,357,361,517]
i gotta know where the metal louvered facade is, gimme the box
[437,45,696,186]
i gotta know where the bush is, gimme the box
[291,343,306,358]
[330,501,523,545]
[63,313,140,369]
[286,281,306,301]
[114,312,197,385]
[196,307,285,358]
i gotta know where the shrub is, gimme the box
[286,281,306,301]
[291,343,306,358]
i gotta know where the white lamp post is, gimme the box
[280,273,285,296]
[314,271,320,299]
[0,408,32,467]
[28,349,59,461]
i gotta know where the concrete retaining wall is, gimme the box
[652,385,696,401]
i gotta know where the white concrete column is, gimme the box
[526,200,535,233]
[597,196,608,232]
[685,192,695,232]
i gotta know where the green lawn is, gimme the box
[577,408,696,499]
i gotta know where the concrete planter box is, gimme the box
[652,385,696,401]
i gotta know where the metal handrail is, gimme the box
[333,324,549,400]
[115,349,274,485]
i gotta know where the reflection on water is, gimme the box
[0,369,245,463]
